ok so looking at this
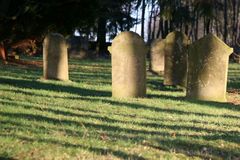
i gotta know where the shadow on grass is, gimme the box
[0,157,16,160]
[75,96,240,120]
[1,86,239,120]
[0,110,239,159]
[8,99,240,143]
[3,90,239,130]
[1,88,240,158]
[2,99,240,141]
[0,133,145,160]
[0,77,111,97]
[0,111,169,137]
[148,94,240,112]
[146,138,239,160]
[228,81,240,89]
[0,65,42,80]
[147,80,184,92]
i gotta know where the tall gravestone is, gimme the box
[43,33,69,81]
[108,31,148,98]
[150,39,165,74]
[164,31,189,87]
[186,34,233,102]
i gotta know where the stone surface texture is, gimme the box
[150,39,165,74]
[43,33,69,81]
[108,31,148,98]
[164,31,189,87]
[186,33,233,102]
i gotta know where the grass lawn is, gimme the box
[0,57,239,160]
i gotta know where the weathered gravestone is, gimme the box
[108,31,148,98]
[43,33,69,81]
[150,39,165,74]
[164,31,189,87]
[186,34,233,102]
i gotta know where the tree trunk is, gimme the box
[224,0,228,43]
[206,18,210,34]
[156,17,163,38]
[232,0,239,46]
[135,8,139,32]
[96,17,107,57]
[141,0,146,39]
[236,0,240,41]
[151,8,158,40]
[195,11,199,40]
[147,0,153,43]
[126,2,132,31]
[163,20,169,38]
[214,3,220,37]
[232,0,236,45]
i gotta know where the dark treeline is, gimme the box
[0,0,239,57]
[147,0,240,47]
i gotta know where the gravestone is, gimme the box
[164,31,189,87]
[67,36,89,59]
[108,31,148,98]
[43,33,69,81]
[186,34,233,102]
[150,39,165,74]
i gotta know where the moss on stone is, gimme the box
[109,31,148,98]
[186,33,233,102]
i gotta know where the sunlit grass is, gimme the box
[0,57,239,160]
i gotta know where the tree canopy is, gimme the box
[0,0,239,56]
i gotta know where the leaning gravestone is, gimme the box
[164,31,189,87]
[108,31,148,98]
[150,39,165,74]
[43,33,69,81]
[186,34,233,102]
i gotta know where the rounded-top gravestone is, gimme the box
[43,33,69,81]
[150,39,165,74]
[108,31,148,98]
[186,34,233,102]
[164,31,189,87]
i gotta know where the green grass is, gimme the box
[0,57,239,160]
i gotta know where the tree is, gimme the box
[94,0,137,57]
[0,0,98,61]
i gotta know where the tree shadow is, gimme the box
[0,157,16,160]
[147,79,184,92]
[1,88,239,125]
[0,77,111,97]
[3,96,240,128]
[0,111,169,137]
[74,96,240,120]
[0,133,145,160]
[0,66,42,80]
[146,138,240,160]
[228,81,240,89]
[4,87,237,120]
[1,90,240,159]
[0,110,239,159]
[148,93,240,112]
